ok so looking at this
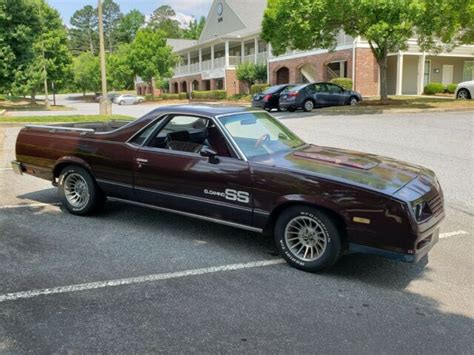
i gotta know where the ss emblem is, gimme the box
[225,189,250,203]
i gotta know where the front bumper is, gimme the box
[348,226,440,263]
[11,160,24,175]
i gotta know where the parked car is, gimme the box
[279,82,362,112]
[95,92,119,102]
[252,84,296,111]
[114,94,145,105]
[12,106,444,272]
[455,80,473,99]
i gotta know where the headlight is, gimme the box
[412,201,432,222]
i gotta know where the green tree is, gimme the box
[148,5,182,38]
[0,0,41,92]
[73,52,100,95]
[102,0,123,52]
[183,16,206,40]
[107,43,134,90]
[236,62,267,93]
[262,0,472,102]
[69,5,98,55]
[128,28,176,97]
[10,1,72,99]
[116,9,145,44]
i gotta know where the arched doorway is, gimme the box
[192,80,199,91]
[276,67,290,84]
[181,81,187,93]
[173,82,179,93]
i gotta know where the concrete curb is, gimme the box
[318,107,474,115]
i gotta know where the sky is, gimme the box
[47,0,213,25]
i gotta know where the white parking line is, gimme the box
[0,202,61,210]
[0,167,13,171]
[0,259,286,303]
[439,230,469,239]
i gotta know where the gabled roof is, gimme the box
[166,38,198,52]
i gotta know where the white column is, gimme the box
[396,52,404,96]
[254,38,258,64]
[241,41,245,62]
[199,48,202,71]
[211,44,215,70]
[225,40,229,67]
[340,61,345,77]
[187,52,191,73]
[417,52,426,95]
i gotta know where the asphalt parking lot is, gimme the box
[0,110,473,353]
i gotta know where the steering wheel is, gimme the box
[254,133,271,148]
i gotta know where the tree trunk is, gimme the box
[377,56,389,103]
[148,81,154,99]
[89,29,94,55]
[30,90,36,102]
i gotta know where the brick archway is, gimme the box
[174,82,179,93]
[192,80,199,91]
[181,81,187,93]
[276,67,290,84]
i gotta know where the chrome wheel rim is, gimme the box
[64,173,90,209]
[284,216,328,261]
[304,101,314,110]
[457,90,468,99]
[350,98,358,105]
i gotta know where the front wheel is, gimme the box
[274,206,342,272]
[119,100,125,105]
[303,99,314,112]
[58,165,105,216]
[456,89,471,100]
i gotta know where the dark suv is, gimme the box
[279,82,362,112]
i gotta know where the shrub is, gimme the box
[161,93,180,100]
[250,84,270,95]
[446,84,457,94]
[424,82,445,95]
[178,93,188,100]
[330,77,353,90]
[191,90,227,100]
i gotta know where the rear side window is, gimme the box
[129,119,164,145]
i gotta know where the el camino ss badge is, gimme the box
[204,188,250,203]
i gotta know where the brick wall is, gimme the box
[169,74,203,93]
[225,70,242,96]
[354,48,379,96]
[269,49,353,85]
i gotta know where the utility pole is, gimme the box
[39,3,50,109]
[98,0,111,115]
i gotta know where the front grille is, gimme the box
[428,194,444,217]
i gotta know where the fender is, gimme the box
[260,194,350,235]
[53,156,93,180]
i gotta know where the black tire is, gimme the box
[303,99,314,112]
[119,100,125,105]
[349,96,359,105]
[274,206,342,272]
[58,165,106,216]
[287,106,296,112]
[456,89,471,100]
[264,106,272,112]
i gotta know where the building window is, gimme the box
[424,60,431,85]
[463,61,474,81]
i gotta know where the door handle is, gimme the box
[136,158,148,165]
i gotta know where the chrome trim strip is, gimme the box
[134,185,253,212]
[25,125,95,133]
[108,197,262,233]
[96,178,133,189]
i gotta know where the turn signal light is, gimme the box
[288,91,299,97]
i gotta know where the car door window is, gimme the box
[145,115,233,157]
[327,84,343,93]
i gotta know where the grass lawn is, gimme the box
[0,95,71,111]
[0,114,133,123]
[321,95,474,113]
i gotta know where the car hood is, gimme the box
[254,144,433,196]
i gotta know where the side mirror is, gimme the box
[200,146,219,164]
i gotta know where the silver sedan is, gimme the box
[114,94,145,105]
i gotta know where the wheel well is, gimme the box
[263,202,348,244]
[53,162,91,181]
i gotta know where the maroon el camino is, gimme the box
[12,106,444,272]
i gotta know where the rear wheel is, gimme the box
[349,96,359,105]
[119,100,125,105]
[58,165,105,216]
[457,89,471,100]
[274,206,342,272]
[303,99,314,112]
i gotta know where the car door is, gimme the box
[133,114,253,226]
[326,83,345,105]
[310,83,328,106]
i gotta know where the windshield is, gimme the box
[218,112,305,159]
